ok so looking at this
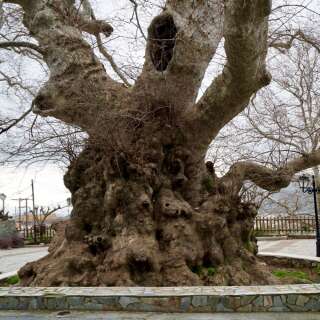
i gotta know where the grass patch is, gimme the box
[207,267,216,277]
[2,275,20,286]
[191,265,216,277]
[272,269,309,281]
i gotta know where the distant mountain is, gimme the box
[259,183,314,216]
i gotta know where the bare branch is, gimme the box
[95,34,131,87]
[80,0,131,87]
[0,0,4,29]
[0,104,32,135]
[0,40,44,54]
[128,0,147,41]
[270,31,320,54]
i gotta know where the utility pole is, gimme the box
[12,198,31,231]
[31,180,35,216]
[18,199,22,229]
[25,198,29,237]
[31,180,36,243]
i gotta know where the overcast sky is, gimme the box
[0,0,318,216]
[0,165,70,216]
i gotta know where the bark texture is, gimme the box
[19,142,276,286]
[2,0,318,286]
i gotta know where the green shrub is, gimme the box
[272,269,309,280]
[207,267,216,277]
[5,275,19,285]
[191,265,216,277]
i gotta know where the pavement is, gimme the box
[0,312,320,320]
[0,246,48,275]
[258,239,317,259]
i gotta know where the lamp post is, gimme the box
[298,174,320,257]
[0,193,6,213]
[67,197,71,215]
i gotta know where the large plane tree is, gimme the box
[1,0,320,286]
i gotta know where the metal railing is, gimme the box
[254,215,316,235]
[17,225,55,244]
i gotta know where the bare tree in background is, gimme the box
[32,205,64,228]
[0,0,320,287]
[209,34,320,216]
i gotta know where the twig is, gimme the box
[128,0,147,41]
[0,104,33,135]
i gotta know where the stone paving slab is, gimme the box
[0,247,48,274]
[1,285,320,313]
[258,239,317,258]
[1,311,320,320]
[1,285,320,297]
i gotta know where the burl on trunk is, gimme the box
[3,0,318,285]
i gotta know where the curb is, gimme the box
[257,236,288,241]
[258,252,320,263]
[1,285,320,312]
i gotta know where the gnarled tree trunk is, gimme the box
[2,0,320,286]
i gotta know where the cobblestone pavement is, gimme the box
[0,246,48,274]
[258,239,316,258]
[0,312,320,320]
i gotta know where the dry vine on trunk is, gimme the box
[1,0,320,286]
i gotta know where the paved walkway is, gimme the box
[258,239,317,259]
[0,312,319,320]
[0,246,48,274]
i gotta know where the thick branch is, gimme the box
[132,0,224,113]
[187,0,272,153]
[76,17,113,37]
[222,149,320,193]
[14,0,127,131]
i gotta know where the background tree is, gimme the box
[210,37,320,216]
[0,0,319,286]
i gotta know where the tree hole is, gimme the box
[83,223,92,233]
[149,13,177,71]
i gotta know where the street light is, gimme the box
[0,193,7,213]
[297,174,320,257]
[67,197,71,215]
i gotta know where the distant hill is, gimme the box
[259,183,314,216]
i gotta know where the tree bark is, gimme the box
[1,0,317,286]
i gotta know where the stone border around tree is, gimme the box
[0,285,320,312]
